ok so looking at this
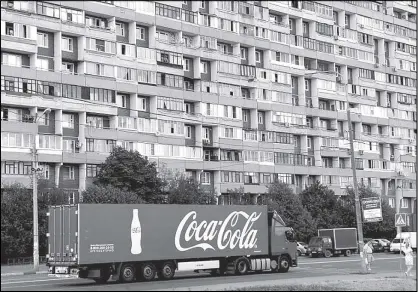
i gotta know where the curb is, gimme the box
[1,271,49,277]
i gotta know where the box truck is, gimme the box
[46,204,297,283]
[306,228,358,258]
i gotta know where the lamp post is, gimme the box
[304,70,364,271]
[32,108,51,272]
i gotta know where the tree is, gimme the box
[81,185,144,204]
[266,182,317,242]
[95,147,164,203]
[341,185,397,239]
[164,172,216,205]
[223,187,254,205]
[1,183,33,262]
[300,182,345,229]
[1,181,67,263]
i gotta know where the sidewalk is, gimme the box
[153,272,416,291]
[1,264,48,277]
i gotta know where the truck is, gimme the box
[390,232,417,253]
[306,228,358,258]
[46,204,298,283]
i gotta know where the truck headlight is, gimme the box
[318,248,322,251]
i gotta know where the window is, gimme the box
[2,53,22,67]
[63,139,76,153]
[63,166,75,180]
[1,161,33,175]
[36,58,49,71]
[388,198,395,208]
[86,164,101,177]
[201,172,211,184]
[185,125,192,138]
[201,61,208,74]
[240,47,247,60]
[401,198,409,208]
[255,51,261,63]
[116,22,125,36]
[305,80,310,91]
[62,113,74,128]
[37,32,48,48]
[136,26,145,40]
[62,37,73,51]
[62,62,75,74]
[200,1,205,8]
[289,18,293,30]
[258,112,264,124]
[184,58,190,71]
[38,111,49,126]
[316,22,333,36]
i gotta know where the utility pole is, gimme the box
[31,108,50,272]
[347,108,365,271]
[31,141,39,272]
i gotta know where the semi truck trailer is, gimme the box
[46,204,297,283]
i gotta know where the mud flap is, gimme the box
[111,263,122,282]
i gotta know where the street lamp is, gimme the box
[32,108,51,271]
[303,70,365,271]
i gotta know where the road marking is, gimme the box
[298,256,412,265]
[1,278,75,285]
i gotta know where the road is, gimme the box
[1,253,416,291]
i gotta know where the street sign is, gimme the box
[395,213,407,227]
[361,197,382,223]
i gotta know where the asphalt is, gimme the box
[1,253,416,291]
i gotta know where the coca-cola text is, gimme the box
[175,211,261,252]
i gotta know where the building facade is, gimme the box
[1,1,416,219]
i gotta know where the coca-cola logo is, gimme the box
[175,211,261,252]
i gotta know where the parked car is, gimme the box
[297,242,307,256]
[363,238,385,253]
[299,242,309,250]
[374,239,390,252]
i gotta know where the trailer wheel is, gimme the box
[140,263,157,281]
[120,264,135,283]
[270,259,279,273]
[278,256,290,273]
[235,258,249,275]
[324,250,332,258]
[344,250,352,257]
[158,262,175,280]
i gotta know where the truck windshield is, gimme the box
[309,238,322,246]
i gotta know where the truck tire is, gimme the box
[140,263,157,281]
[324,250,332,258]
[344,250,352,257]
[235,258,249,275]
[120,264,135,283]
[158,262,175,280]
[278,256,290,273]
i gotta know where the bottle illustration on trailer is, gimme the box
[131,209,142,255]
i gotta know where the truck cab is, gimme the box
[306,236,332,257]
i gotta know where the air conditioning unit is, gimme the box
[392,67,397,72]
[409,138,415,143]
[374,63,380,68]
[336,76,342,82]
[202,138,210,145]
[390,154,395,159]
[401,15,406,19]
[284,122,290,127]
[398,171,404,176]
[360,24,364,29]
[359,150,364,155]
[75,141,82,149]
[7,1,14,8]
[334,35,339,40]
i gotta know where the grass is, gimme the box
[227,278,416,291]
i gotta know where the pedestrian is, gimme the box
[363,241,374,271]
[402,241,414,276]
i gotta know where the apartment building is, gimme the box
[0,1,416,221]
